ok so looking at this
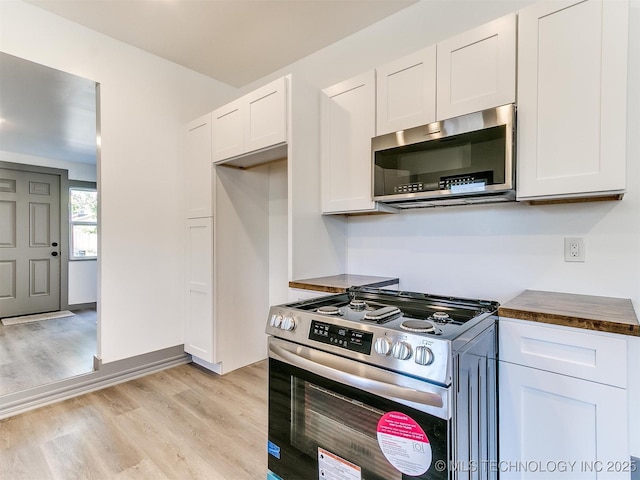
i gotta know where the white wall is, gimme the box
[68,260,97,305]
[269,160,289,307]
[242,0,640,457]
[626,0,640,460]
[0,0,237,363]
[240,0,535,94]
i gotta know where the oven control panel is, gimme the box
[309,320,373,355]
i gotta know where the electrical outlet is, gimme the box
[564,237,585,262]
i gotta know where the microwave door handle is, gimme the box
[269,340,445,410]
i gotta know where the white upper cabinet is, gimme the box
[375,46,436,135]
[184,113,213,218]
[436,13,516,120]
[244,77,287,154]
[182,75,347,374]
[212,99,243,162]
[517,0,628,201]
[323,14,517,214]
[212,76,287,164]
[321,70,381,214]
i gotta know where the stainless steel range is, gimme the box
[266,286,499,480]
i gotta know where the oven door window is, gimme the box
[268,358,448,480]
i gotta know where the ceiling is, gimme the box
[25,0,417,88]
[1,1,416,166]
[0,52,98,165]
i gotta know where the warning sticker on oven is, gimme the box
[318,447,362,480]
[376,411,432,476]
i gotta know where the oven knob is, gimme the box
[281,316,296,331]
[414,346,435,366]
[391,341,412,360]
[374,337,393,356]
[270,314,283,328]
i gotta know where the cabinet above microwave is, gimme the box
[372,104,516,209]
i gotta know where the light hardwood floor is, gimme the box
[0,360,268,479]
[0,309,97,396]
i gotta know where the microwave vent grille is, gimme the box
[387,191,516,209]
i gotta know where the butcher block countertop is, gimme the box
[289,274,399,294]
[498,290,639,336]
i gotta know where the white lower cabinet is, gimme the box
[498,319,630,479]
[499,362,629,480]
[184,217,214,362]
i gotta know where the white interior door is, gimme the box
[0,168,61,317]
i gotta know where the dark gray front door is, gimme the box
[0,168,61,317]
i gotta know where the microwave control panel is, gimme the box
[440,170,493,190]
[393,182,439,194]
[309,320,373,355]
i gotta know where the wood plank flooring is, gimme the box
[0,309,97,396]
[0,360,269,479]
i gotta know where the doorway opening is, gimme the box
[0,52,99,396]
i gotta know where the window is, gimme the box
[69,186,97,259]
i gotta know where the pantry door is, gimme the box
[0,168,61,318]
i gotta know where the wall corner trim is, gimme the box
[0,345,191,419]
[631,457,639,480]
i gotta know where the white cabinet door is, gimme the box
[212,98,244,163]
[321,70,377,214]
[185,217,214,363]
[499,362,629,480]
[517,0,628,201]
[244,76,287,153]
[184,113,212,218]
[376,46,436,135]
[436,13,516,120]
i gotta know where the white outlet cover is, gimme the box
[564,237,585,262]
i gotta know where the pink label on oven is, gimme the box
[376,412,432,476]
[376,412,429,442]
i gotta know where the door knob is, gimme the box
[52,242,58,247]
[51,251,58,257]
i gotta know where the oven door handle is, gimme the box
[269,338,448,414]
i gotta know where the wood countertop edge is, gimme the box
[288,282,346,293]
[498,307,640,337]
[289,277,399,294]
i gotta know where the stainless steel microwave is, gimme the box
[372,104,515,208]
